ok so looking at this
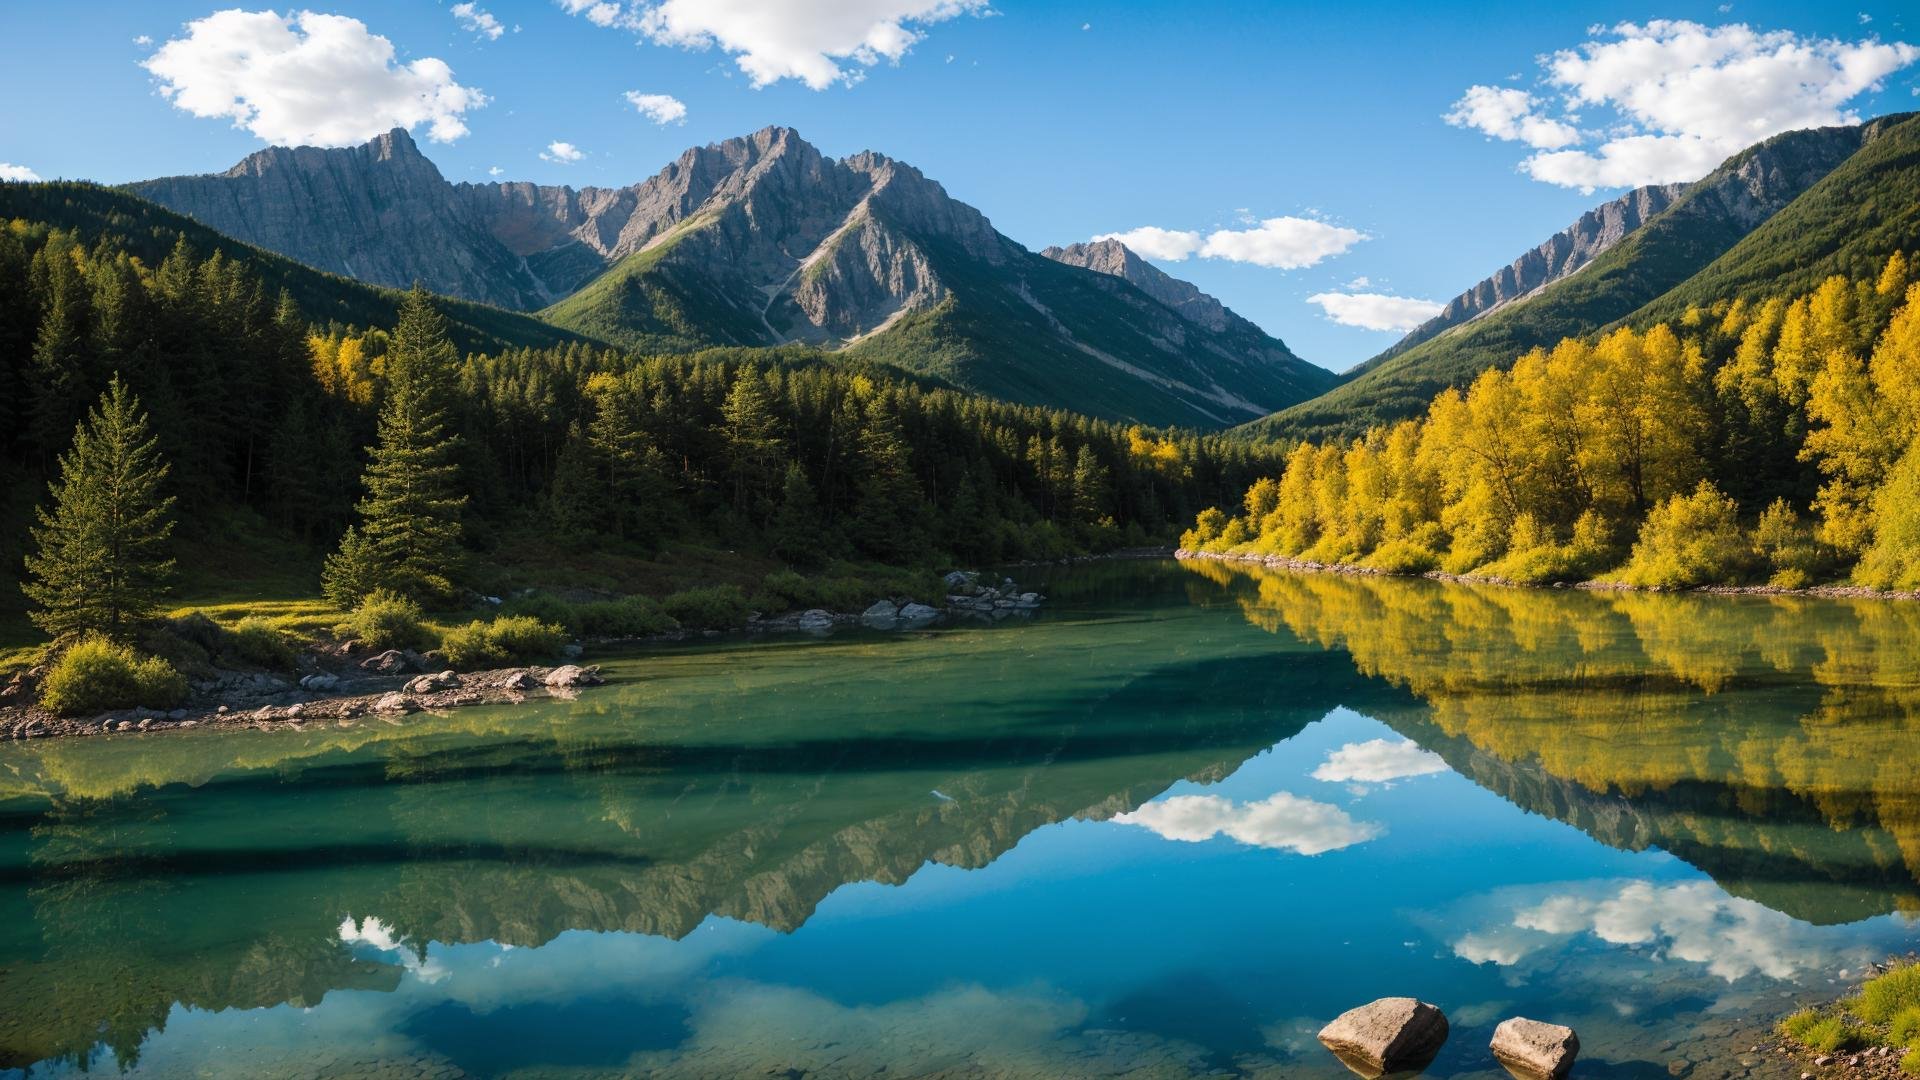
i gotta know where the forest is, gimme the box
[1184,252,1920,592]
[0,216,1286,705]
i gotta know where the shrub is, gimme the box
[661,585,751,630]
[1903,1047,1920,1077]
[1777,1009,1862,1054]
[1889,1006,1920,1047]
[754,570,877,614]
[225,616,299,670]
[1619,481,1754,588]
[439,615,568,669]
[575,596,677,638]
[502,593,579,634]
[1752,498,1829,589]
[40,635,188,716]
[1859,966,1920,1023]
[343,590,431,652]
[1854,448,1920,591]
[1180,507,1229,551]
[1478,511,1617,585]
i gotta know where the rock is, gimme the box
[373,692,414,714]
[300,673,340,692]
[501,670,538,691]
[405,670,459,694]
[795,608,835,631]
[560,643,584,660]
[360,650,409,675]
[1813,1056,1833,1067]
[1491,1018,1579,1079]
[543,665,603,689]
[1317,998,1449,1078]
[166,709,189,721]
[216,705,230,715]
[898,602,939,623]
[862,600,900,620]
[943,570,979,589]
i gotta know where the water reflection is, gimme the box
[1,561,1918,1076]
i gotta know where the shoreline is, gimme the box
[1173,548,1920,604]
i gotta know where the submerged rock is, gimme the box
[1318,997,1449,1078]
[1491,1017,1579,1079]
[544,665,602,689]
[898,602,940,623]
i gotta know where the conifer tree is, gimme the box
[24,377,176,642]
[1072,445,1112,523]
[721,369,785,521]
[331,286,466,603]
[850,397,925,560]
[770,463,830,567]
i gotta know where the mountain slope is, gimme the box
[1246,117,1899,442]
[0,182,590,354]
[132,127,1331,430]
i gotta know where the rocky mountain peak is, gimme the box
[1042,238,1232,333]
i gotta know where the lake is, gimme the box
[3,558,1917,1079]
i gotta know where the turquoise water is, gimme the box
[3,559,1917,1078]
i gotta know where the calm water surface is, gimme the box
[3,559,1919,1078]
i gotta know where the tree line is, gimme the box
[1184,252,1920,591]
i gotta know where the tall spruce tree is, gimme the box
[332,285,467,603]
[24,377,177,642]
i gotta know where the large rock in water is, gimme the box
[1317,998,1449,1078]
[1491,1017,1579,1079]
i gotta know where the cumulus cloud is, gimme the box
[557,0,989,89]
[1097,216,1366,270]
[0,163,42,182]
[133,34,153,46]
[488,165,504,176]
[1444,85,1579,149]
[1307,291,1445,332]
[1113,792,1382,855]
[452,2,505,40]
[1312,739,1450,784]
[142,9,486,146]
[541,141,584,163]
[1449,20,1920,191]
[1094,225,1204,261]
[1200,216,1367,269]
[624,90,688,125]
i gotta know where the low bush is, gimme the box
[343,591,432,652]
[1860,966,1920,1024]
[1619,481,1755,588]
[502,593,579,634]
[439,615,568,669]
[661,585,751,630]
[1903,1047,1920,1077]
[1778,1009,1863,1054]
[754,570,878,614]
[1889,1005,1920,1047]
[1752,498,1830,589]
[225,616,299,670]
[40,635,188,716]
[575,596,677,638]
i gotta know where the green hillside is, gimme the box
[1243,120,1898,443]
[538,215,771,352]
[0,182,593,354]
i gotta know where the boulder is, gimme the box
[560,642,585,660]
[898,602,940,623]
[360,650,409,675]
[544,665,603,689]
[372,692,414,714]
[1318,998,1449,1078]
[863,600,900,620]
[501,670,538,691]
[796,608,835,631]
[1491,1018,1579,1079]
[942,570,979,589]
[405,670,460,694]
[299,673,340,692]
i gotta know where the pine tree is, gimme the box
[721,369,785,522]
[587,374,658,540]
[850,397,926,560]
[338,286,467,603]
[23,377,177,642]
[770,463,831,567]
[1072,445,1112,523]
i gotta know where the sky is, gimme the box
[1,1,1916,372]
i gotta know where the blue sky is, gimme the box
[2,0,1916,371]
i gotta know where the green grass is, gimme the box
[1779,1008,1865,1053]
[1859,966,1920,1024]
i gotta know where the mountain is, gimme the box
[1372,182,1686,364]
[1042,238,1239,331]
[1246,113,1916,442]
[0,181,588,355]
[130,127,1333,430]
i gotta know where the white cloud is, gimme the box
[558,0,989,89]
[1452,20,1920,191]
[142,10,486,146]
[1307,291,1445,332]
[488,165,504,176]
[1312,739,1450,784]
[1113,791,1382,855]
[541,140,585,163]
[133,34,153,46]
[0,163,42,182]
[1200,216,1366,269]
[624,90,688,125]
[1094,225,1204,261]
[1444,85,1579,149]
[452,2,505,40]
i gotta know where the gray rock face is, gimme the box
[1042,238,1233,333]
[1490,1017,1579,1079]
[1317,997,1449,1078]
